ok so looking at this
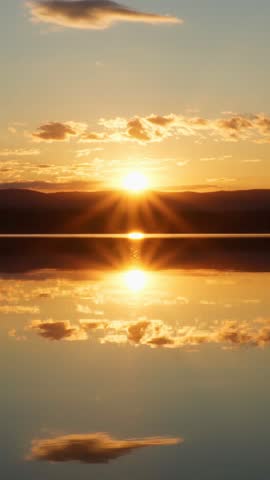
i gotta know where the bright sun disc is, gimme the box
[123,172,148,193]
[124,269,147,292]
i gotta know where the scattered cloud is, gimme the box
[7,290,270,351]
[28,113,270,149]
[80,319,107,330]
[32,121,87,142]
[127,320,151,344]
[28,432,182,464]
[27,0,182,30]
[71,112,270,145]
[28,320,88,341]
[100,318,270,350]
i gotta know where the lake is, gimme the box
[1,236,270,480]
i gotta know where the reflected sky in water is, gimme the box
[1,238,270,479]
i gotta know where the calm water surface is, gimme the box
[1,237,270,479]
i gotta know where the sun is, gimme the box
[122,171,148,193]
[123,269,147,292]
[128,232,144,240]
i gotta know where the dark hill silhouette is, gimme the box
[0,189,269,233]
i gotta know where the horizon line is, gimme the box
[0,234,269,239]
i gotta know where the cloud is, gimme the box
[29,112,270,148]
[127,320,151,344]
[81,115,176,144]
[176,160,189,167]
[81,113,270,145]
[0,148,40,157]
[32,121,87,142]
[0,180,103,192]
[0,305,40,314]
[159,184,230,192]
[147,335,175,347]
[27,0,182,30]
[76,304,94,314]
[241,158,262,163]
[28,432,182,464]
[77,304,104,316]
[206,177,237,184]
[100,319,270,350]
[200,155,232,162]
[28,320,88,341]
[81,131,109,142]
[103,319,176,348]
[215,116,253,140]
[11,313,270,350]
[75,147,103,158]
[80,319,107,330]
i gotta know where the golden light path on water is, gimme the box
[123,269,148,292]
[128,232,145,240]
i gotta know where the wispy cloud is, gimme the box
[0,305,40,314]
[206,177,237,184]
[75,147,103,158]
[200,155,232,162]
[0,157,105,192]
[0,180,103,192]
[28,432,182,464]
[241,158,263,163]
[0,148,40,157]
[27,0,182,30]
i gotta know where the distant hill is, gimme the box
[0,189,269,233]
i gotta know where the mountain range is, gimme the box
[0,189,270,233]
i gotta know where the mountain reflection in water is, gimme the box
[1,237,270,480]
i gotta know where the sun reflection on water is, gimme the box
[128,232,144,241]
[123,269,148,292]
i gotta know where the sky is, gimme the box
[1,0,270,191]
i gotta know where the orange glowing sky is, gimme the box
[1,0,270,192]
